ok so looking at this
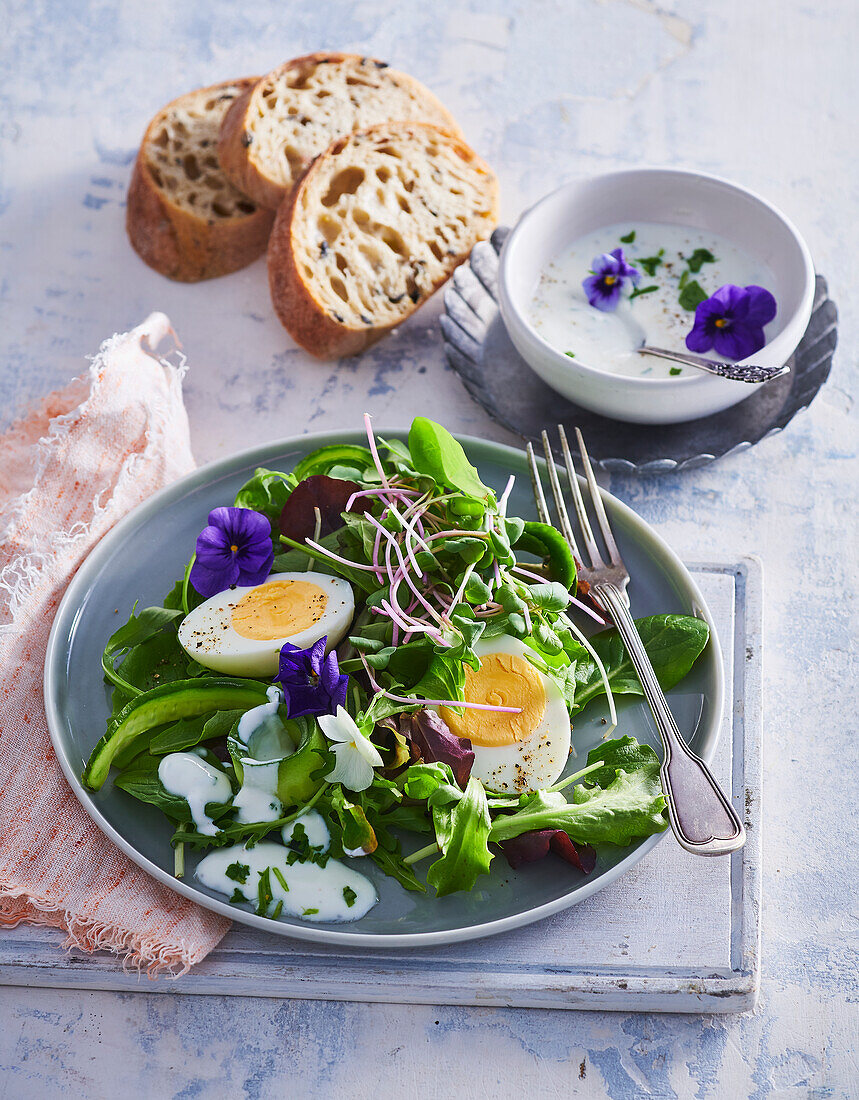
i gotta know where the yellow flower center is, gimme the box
[604,275,617,286]
[230,544,239,552]
[714,318,728,329]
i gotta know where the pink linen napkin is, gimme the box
[0,312,230,974]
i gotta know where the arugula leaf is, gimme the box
[567,614,709,713]
[679,279,708,311]
[233,467,296,526]
[407,418,490,499]
[426,776,493,897]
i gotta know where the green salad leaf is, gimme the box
[489,737,666,847]
[568,614,709,713]
[233,467,297,524]
[408,417,490,500]
[426,776,493,897]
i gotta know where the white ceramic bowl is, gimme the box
[498,168,815,425]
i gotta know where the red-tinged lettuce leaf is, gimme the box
[278,475,369,543]
[398,709,475,788]
[500,829,597,874]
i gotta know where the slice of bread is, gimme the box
[267,122,499,359]
[218,53,462,210]
[127,79,275,282]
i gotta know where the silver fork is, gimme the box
[527,427,745,857]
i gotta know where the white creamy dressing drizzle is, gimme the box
[232,685,295,825]
[195,812,378,923]
[157,752,232,836]
[529,222,776,377]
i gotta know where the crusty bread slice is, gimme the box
[127,79,275,282]
[267,122,499,359]
[218,53,462,210]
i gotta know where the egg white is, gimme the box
[178,571,354,677]
[457,635,571,794]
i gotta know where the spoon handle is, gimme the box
[639,345,790,384]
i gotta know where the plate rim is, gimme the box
[44,427,724,948]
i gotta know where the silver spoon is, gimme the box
[638,345,790,384]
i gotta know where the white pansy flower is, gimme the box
[318,707,384,792]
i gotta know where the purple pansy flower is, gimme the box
[276,636,348,718]
[686,284,777,360]
[582,248,640,311]
[189,507,274,598]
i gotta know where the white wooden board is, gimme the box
[0,560,762,1013]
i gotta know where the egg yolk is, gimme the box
[440,652,547,747]
[231,580,329,641]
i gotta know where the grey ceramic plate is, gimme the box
[441,229,838,474]
[45,430,722,948]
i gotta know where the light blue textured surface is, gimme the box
[1,1,857,1097]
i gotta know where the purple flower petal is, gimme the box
[583,272,623,311]
[188,557,240,599]
[582,249,639,312]
[189,506,273,598]
[276,636,348,718]
[713,324,766,361]
[742,285,777,326]
[685,283,777,361]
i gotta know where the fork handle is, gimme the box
[594,582,746,857]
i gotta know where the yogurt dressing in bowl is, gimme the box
[528,222,776,378]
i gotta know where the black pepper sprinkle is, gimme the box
[241,132,253,148]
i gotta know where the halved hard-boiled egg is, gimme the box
[178,571,354,677]
[438,635,571,794]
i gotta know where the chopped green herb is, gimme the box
[256,867,273,916]
[303,907,319,916]
[678,269,689,290]
[343,885,358,908]
[230,888,246,904]
[271,899,284,920]
[225,861,250,884]
[564,351,576,358]
[679,280,708,311]
[686,248,716,273]
[669,367,682,376]
[272,866,290,893]
[629,285,659,301]
[619,230,636,243]
[638,251,664,277]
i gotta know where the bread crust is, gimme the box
[267,122,499,359]
[126,79,275,282]
[218,52,462,211]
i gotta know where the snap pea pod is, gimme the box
[513,521,578,592]
[83,678,270,791]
